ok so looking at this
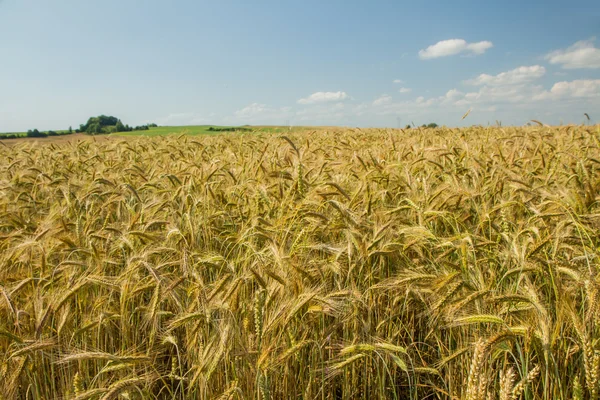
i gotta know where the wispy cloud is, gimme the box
[534,79,600,100]
[234,103,268,118]
[372,95,392,106]
[294,102,347,123]
[465,65,546,86]
[231,103,293,124]
[392,79,404,84]
[545,38,600,69]
[419,39,493,60]
[297,91,350,105]
[154,111,219,126]
[225,62,598,127]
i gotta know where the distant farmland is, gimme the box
[115,125,312,136]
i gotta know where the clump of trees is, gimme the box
[27,129,48,138]
[76,115,156,135]
[77,115,124,135]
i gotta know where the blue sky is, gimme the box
[1,0,599,131]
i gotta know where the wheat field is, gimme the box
[1,125,599,399]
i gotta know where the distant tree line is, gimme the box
[0,126,74,140]
[0,133,21,140]
[25,126,74,138]
[207,126,253,132]
[0,116,160,140]
[404,123,439,129]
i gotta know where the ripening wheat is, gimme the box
[0,125,599,399]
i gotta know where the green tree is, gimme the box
[26,129,47,138]
[97,115,118,126]
[79,115,128,135]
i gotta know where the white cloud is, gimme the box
[418,39,493,59]
[224,73,599,127]
[230,101,352,125]
[156,112,208,125]
[393,81,545,111]
[465,65,546,86]
[448,66,551,107]
[154,111,222,126]
[393,79,404,84]
[458,85,539,105]
[372,95,392,106]
[294,102,347,123]
[190,117,209,124]
[398,87,412,94]
[313,79,597,126]
[412,89,465,107]
[228,103,294,124]
[234,103,268,118]
[297,91,350,105]
[161,112,193,122]
[534,79,600,100]
[545,39,600,69]
[444,89,463,101]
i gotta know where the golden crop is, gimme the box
[0,125,599,399]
